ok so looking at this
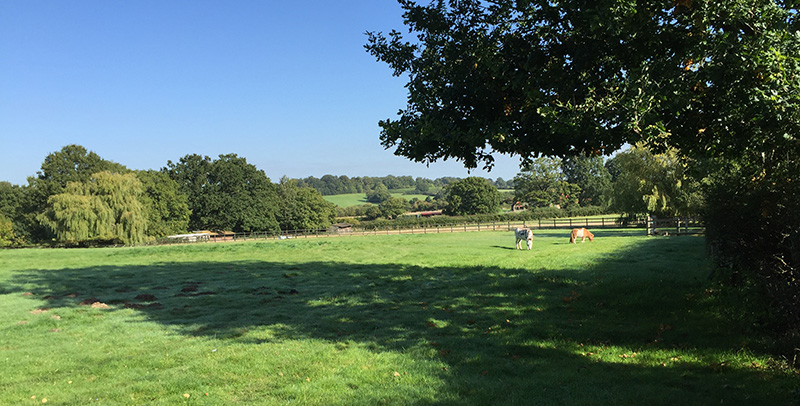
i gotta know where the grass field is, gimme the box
[1,230,797,405]
[323,192,432,208]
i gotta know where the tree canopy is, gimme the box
[135,170,191,238]
[38,171,147,245]
[368,0,800,360]
[165,154,280,233]
[444,176,501,215]
[608,145,704,218]
[513,157,580,208]
[0,214,17,247]
[561,156,612,207]
[366,0,800,168]
[24,145,129,241]
[366,184,393,203]
[275,177,337,231]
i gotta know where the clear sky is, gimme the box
[0,1,523,186]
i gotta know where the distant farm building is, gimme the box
[166,230,236,242]
[332,223,353,233]
[210,231,236,241]
[405,210,443,218]
[511,202,527,211]
[166,232,211,243]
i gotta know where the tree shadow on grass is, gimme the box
[2,236,795,405]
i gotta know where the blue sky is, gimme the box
[0,1,523,186]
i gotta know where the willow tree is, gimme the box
[0,214,17,247]
[38,171,147,245]
[608,145,704,218]
[24,145,129,242]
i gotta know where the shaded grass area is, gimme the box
[0,230,797,405]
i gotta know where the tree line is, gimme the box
[0,145,338,246]
[296,174,512,196]
[320,143,702,222]
[0,142,702,246]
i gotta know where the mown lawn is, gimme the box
[0,230,796,405]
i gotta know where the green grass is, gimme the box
[323,192,432,208]
[0,230,797,405]
[322,193,370,207]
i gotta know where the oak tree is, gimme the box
[366,0,799,167]
[444,176,501,215]
[165,154,280,233]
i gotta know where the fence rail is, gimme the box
[157,216,702,245]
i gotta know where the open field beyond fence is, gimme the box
[163,216,702,245]
[0,230,796,405]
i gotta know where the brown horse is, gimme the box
[569,228,594,244]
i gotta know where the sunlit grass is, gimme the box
[0,230,796,405]
[322,191,432,208]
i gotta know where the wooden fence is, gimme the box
[646,216,705,236]
[157,216,703,245]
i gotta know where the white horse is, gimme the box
[515,228,533,250]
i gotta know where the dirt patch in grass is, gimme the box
[250,286,272,295]
[125,302,163,309]
[181,282,202,292]
[175,291,216,297]
[135,294,158,302]
[78,298,110,308]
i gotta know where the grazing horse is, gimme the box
[515,227,533,250]
[570,228,594,244]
